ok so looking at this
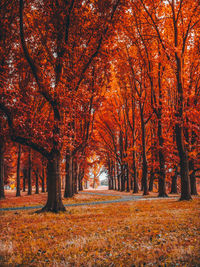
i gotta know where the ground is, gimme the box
[0,189,200,266]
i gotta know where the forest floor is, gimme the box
[0,190,200,266]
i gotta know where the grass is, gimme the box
[0,192,199,266]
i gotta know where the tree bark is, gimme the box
[120,165,125,191]
[0,143,5,199]
[113,162,117,190]
[39,152,65,212]
[78,168,84,191]
[41,165,45,193]
[149,168,154,192]
[35,168,39,194]
[16,144,21,197]
[64,151,73,198]
[189,159,198,195]
[126,163,130,192]
[175,124,191,200]
[157,115,168,197]
[140,105,149,195]
[170,166,178,194]
[22,168,27,192]
[133,151,139,193]
[27,148,32,195]
[73,160,78,194]
[173,18,191,200]
[116,163,120,191]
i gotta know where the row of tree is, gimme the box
[93,0,200,198]
[0,0,199,212]
[0,142,92,197]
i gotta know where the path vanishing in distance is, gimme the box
[0,191,178,211]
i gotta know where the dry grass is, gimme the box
[0,195,199,266]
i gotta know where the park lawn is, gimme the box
[0,190,121,209]
[0,198,199,266]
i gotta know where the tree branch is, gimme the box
[0,103,50,158]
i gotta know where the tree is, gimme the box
[16,144,21,196]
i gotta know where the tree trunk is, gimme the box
[64,151,73,198]
[35,168,39,194]
[27,148,32,195]
[190,172,198,195]
[126,164,130,192]
[22,168,27,192]
[46,166,48,192]
[170,166,178,194]
[175,124,191,200]
[142,160,148,195]
[39,152,65,212]
[157,115,168,197]
[113,162,116,190]
[140,105,149,195]
[133,151,139,193]
[78,176,83,191]
[117,163,120,191]
[41,165,45,193]
[16,144,21,197]
[78,168,84,191]
[174,31,191,200]
[73,160,78,194]
[121,165,125,191]
[0,143,5,199]
[149,168,154,192]
[189,159,198,195]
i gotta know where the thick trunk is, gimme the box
[111,163,114,190]
[0,143,5,199]
[117,174,121,191]
[117,162,120,191]
[149,168,154,192]
[126,164,130,192]
[41,166,45,193]
[28,148,32,195]
[22,168,27,192]
[35,169,39,194]
[108,177,111,190]
[78,168,84,191]
[39,152,65,212]
[157,116,168,197]
[190,172,198,195]
[110,176,113,190]
[175,124,191,200]
[64,151,73,198]
[189,159,198,195]
[132,151,139,193]
[73,160,78,194]
[108,160,113,190]
[142,160,148,195]
[158,175,168,197]
[174,39,191,200]
[121,165,125,192]
[113,163,116,190]
[170,166,178,194]
[78,177,83,191]
[131,87,138,194]
[140,106,149,195]
[133,173,139,193]
[16,144,21,197]
[119,130,125,191]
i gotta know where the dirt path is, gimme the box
[0,191,177,211]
